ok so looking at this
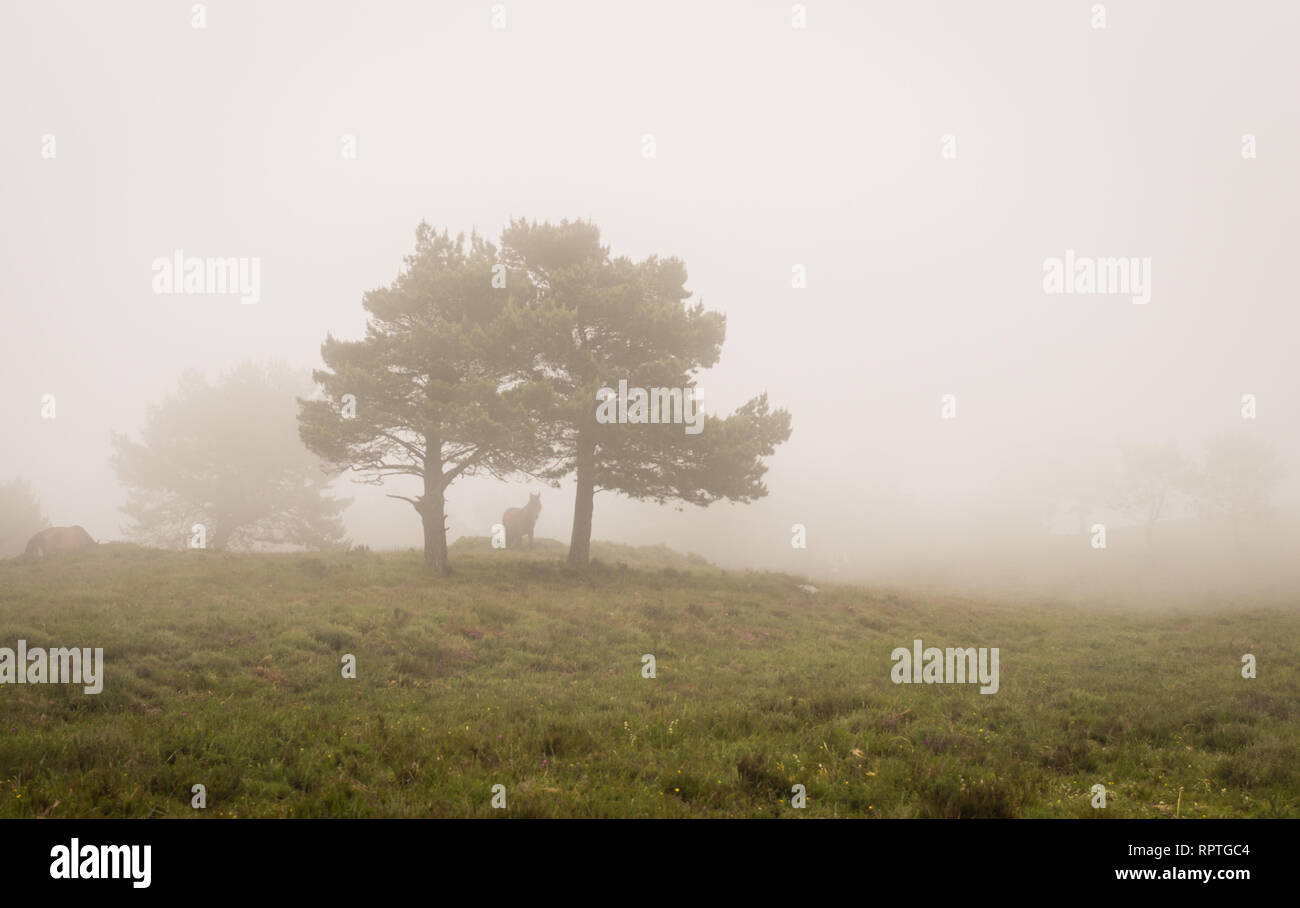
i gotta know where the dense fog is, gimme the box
[3,0,1296,601]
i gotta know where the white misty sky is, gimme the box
[1,1,1296,570]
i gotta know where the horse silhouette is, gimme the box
[25,525,96,558]
[502,493,541,550]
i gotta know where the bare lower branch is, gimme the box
[386,494,423,512]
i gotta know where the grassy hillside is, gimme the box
[0,541,1296,818]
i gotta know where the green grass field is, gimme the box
[0,540,1296,818]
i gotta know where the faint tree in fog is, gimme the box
[298,224,552,574]
[111,361,350,551]
[1113,442,1193,544]
[501,218,792,567]
[0,478,49,558]
[1051,450,1119,537]
[1192,433,1286,545]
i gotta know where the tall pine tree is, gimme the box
[299,223,551,573]
[501,219,792,566]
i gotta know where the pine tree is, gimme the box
[112,361,349,551]
[501,219,792,566]
[298,223,551,573]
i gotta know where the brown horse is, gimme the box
[25,526,96,558]
[502,493,541,550]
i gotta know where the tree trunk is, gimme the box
[422,468,450,575]
[567,428,596,567]
[421,504,448,574]
[1145,488,1165,545]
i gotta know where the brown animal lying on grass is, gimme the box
[24,526,96,558]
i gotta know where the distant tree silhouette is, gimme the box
[1192,433,1286,545]
[112,361,349,551]
[0,478,48,558]
[1113,442,1193,544]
